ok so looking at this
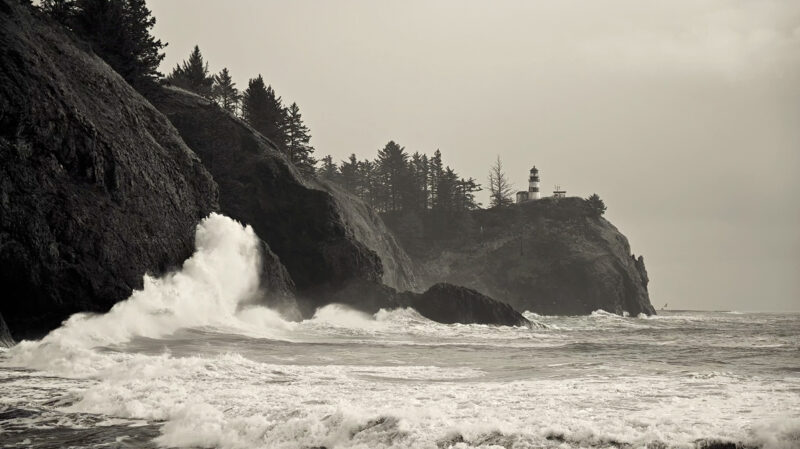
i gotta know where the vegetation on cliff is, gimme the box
[318,144,481,213]
[39,0,165,90]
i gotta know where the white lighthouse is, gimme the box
[528,166,541,200]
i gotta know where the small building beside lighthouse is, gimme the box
[516,166,541,203]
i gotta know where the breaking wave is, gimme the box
[4,213,292,374]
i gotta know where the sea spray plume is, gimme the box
[5,213,290,374]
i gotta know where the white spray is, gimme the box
[5,213,290,374]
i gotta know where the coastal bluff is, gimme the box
[383,197,656,316]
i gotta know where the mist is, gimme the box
[149,0,800,312]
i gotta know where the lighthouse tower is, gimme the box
[528,166,541,200]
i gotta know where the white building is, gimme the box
[515,166,541,203]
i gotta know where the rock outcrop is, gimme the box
[0,1,223,339]
[148,87,418,314]
[383,198,656,316]
[318,182,418,292]
[325,280,529,327]
[397,283,530,326]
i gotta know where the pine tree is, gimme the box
[44,0,166,91]
[166,45,214,97]
[488,155,514,208]
[40,0,76,23]
[358,159,379,208]
[338,154,360,193]
[318,155,339,181]
[434,167,458,212]
[409,152,430,210]
[429,149,444,210]
[123,0,165,88]
[211,68,240,114]
[284,102,316,174]
[376,141,411,212]
[457,177,482,210]
[586,193,607,216]
[241,75,286,149]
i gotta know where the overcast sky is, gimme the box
[149,0,800,312]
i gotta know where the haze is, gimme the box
[148,0,800,312]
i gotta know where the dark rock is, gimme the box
[321,278,398,317]
[318,181,418,292]
[254,239,298,318]
[397,283,530,327]
[383,197,656,316]
[0,1,221,340]
[148,87,417,312]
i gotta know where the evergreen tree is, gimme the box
[358,159,379,208]
[211,68,240,114]
[43,0,166,90]
[434,167,459,212]
[457,177,482,210]
[318,155,338,181]
[241,75,286,149]
[376,141,411,212]
[166,45,214,97]
[284,102,316,174]
[488,155,514,208]
[409,152,430,210]
[428,149,444,210]
[338,154,360,193]
[586,193,607,216]
[40,0,76,23]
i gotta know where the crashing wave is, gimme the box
[4,213,293,374]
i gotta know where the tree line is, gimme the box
[164,46,316,173]
[38,1,316,174]
[35,1,607,216]
[318,143,481,213]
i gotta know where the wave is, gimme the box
[3,213,294,374]
[305,304,386,331]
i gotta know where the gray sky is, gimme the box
[149,0,800,312]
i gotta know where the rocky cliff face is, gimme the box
[148,88,417,314]
[0,1,225,339]
[318,182,418,292]
[383,198,656,316]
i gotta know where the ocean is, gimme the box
[1,215,798,449]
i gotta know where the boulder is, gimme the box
[397,283,530,327]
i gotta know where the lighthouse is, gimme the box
[528,166,541,200]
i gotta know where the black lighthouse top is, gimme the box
[529,166,539,182]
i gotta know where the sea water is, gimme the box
[1,214,798,449]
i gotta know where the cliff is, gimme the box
[0,1,226,339]
[317,181,418,292]
[147,87,418,314]
[383,197,656,316]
